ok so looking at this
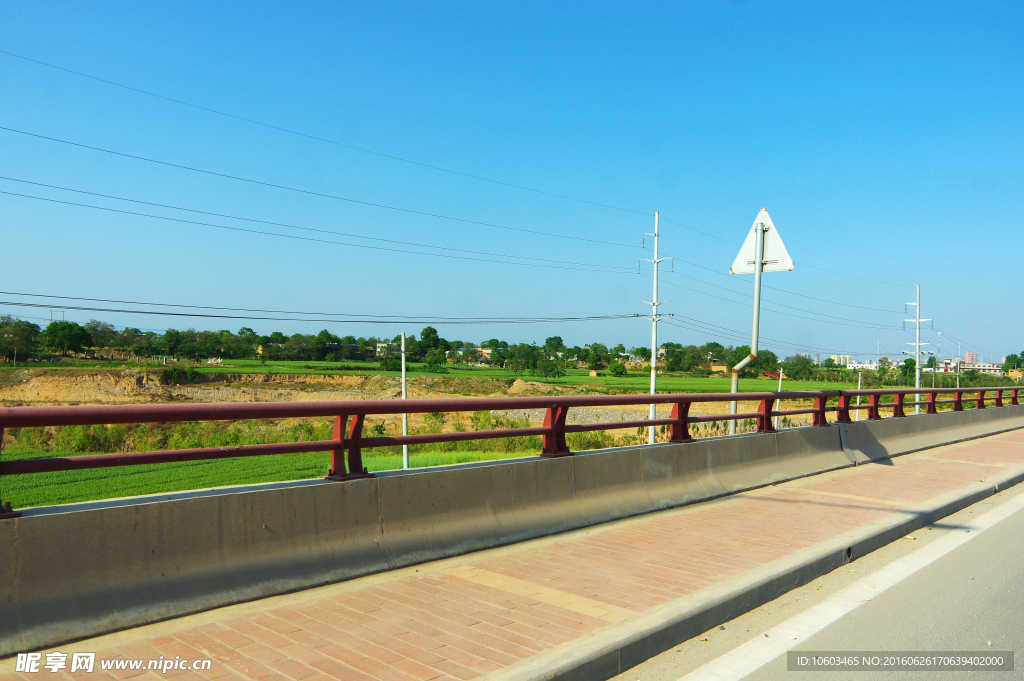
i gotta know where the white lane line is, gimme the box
[679,490,1024,681]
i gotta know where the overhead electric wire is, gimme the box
[0,290,642,322]
[0,180,635,273]
[0,125,642,249]
[661,270,902,329]
[656,278,902,331]
[0,52,924,290]
[660,252,903,314]
[924,294,1024,348]
[0,299,644,326]
[0,48,651,218]
[0,189,636,274]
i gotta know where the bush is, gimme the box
[608,361,627,377]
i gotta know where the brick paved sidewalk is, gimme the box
[5,430,1024,681]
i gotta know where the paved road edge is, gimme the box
[486,465,1024,681]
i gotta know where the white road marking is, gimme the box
[679,491,1024,681]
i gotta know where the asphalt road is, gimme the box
[615,485,1024,681]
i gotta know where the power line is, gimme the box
[662,252,902,314]
[0,183,635,273]
[0,299,644,326]
[924,294,1024,348]
[661,318,877,357]
[0,189,636,274]
[0,48,651,217]
[656,278,902,331]
[0,290,640,322]
[0,125,643,249]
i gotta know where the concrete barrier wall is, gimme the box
[841,404,1024,463]
[1,407,1020,655]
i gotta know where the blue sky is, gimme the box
[1,1,1021,362]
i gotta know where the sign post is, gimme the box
[728,208,793,434]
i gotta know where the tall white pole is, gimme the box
[648,212,661,444]
[729,221,765,435]
[774,370,783,429]
[641,212,669,445]
[856,372,862,421]
[915,285,921,413]
[401,332,409,470]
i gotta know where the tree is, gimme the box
[425,348,448,373]
[462,347,482,368]
[507,344,541,377]
[84,320,118,348]
[419,326,441,351]
[0,316,41,362]
[532,360,566,380]
[900,358,916,385]
[822,357,836,369]
[41,321,92,356]
[1001,354,1021,373]
[631,346,651,362]
[608,361,628,377]
[543,336,565,360]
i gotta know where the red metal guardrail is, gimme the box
[0,387,1019,516]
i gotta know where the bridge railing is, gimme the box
[0,387,1019,515]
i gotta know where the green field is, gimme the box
[0,448,534,509]
[206,359,856,392]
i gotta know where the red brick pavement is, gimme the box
[5,430,1024,681]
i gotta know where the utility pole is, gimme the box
[641,212,670,444]
[401,332,409,470]
[957,341,961,389]
[903,285,932,414]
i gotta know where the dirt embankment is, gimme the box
[0,370,589,407]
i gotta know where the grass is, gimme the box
[0,448,531,509]
[207,360,857,392]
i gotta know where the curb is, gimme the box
[488,466,1024,681]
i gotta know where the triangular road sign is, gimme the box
[729,208,794,274]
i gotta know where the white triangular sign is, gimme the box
[729,208,794,274]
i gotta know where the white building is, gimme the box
[846,360,877,371]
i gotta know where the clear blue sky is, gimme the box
[1,1,1021,363]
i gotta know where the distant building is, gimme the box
[961,362,1002,375]
[830,355,851,366]
[847,360,877,371]
[964,351,979,364]
[375,342,393,356]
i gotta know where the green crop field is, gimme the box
[0,448,533,510]
[208,359,856,392]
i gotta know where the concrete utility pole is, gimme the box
[903,285,932,414]
[401,332,409,470]
[641,212,670,445]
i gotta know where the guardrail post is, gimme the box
[811,396,828,427]
[669,401,693,442]
[868,394,881,420]
[1012,389,1020,406]
[976,390,986,409]
[892,393,906,418]
[757,398,777,433]
[0,427,20,519]
[926,391,938,415]
[835,394,852,423]
[953,390,964,411]
[994,389,1004,408]
[326,413,373,480]
[541,406,571,456]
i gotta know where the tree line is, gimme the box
[1,316,1018,386]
